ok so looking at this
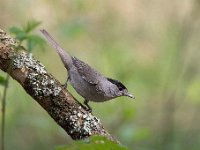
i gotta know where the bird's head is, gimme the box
[107,78,135,99]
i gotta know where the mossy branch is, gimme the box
[0,28,117,142]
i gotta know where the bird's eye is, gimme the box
[118,86,123,91]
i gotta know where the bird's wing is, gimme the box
[72,56,102,85]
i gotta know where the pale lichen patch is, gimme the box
[12,52,61,97]
[28,73,61,97]
[13,52,46,74]
[0,29,17,46]
[66,110,101,139]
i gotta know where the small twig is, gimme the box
[1,74,10,150]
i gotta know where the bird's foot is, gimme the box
[62,82,68,89]
[62,76,69,89]
[84,99,92,113]
[86,106,92,113]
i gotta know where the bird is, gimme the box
[40,29,134,112]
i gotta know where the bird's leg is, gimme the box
[84,99,92,113]
[62,76,69,89]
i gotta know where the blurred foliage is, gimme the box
[0,0,200,150]
[0,76,6,86]
[9,20,46,52]
[55,136,128,150]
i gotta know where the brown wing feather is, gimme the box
[72,57,102,85]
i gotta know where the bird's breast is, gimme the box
[68,69,116,102]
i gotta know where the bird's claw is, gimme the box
[62,82,68,89]
[62,76,69,89]
[84,99,92,113]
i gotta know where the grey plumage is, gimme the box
[41,29,134,112]
[72,56,102,85]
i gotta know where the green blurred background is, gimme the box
[1,0,200,150]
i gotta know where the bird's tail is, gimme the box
[40,29,73,70]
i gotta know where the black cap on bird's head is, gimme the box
[107,78,135,99]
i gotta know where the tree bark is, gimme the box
[0,28,117,142]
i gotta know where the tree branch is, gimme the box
[0,28,117,142]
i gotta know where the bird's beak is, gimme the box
[124,93,135,99]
